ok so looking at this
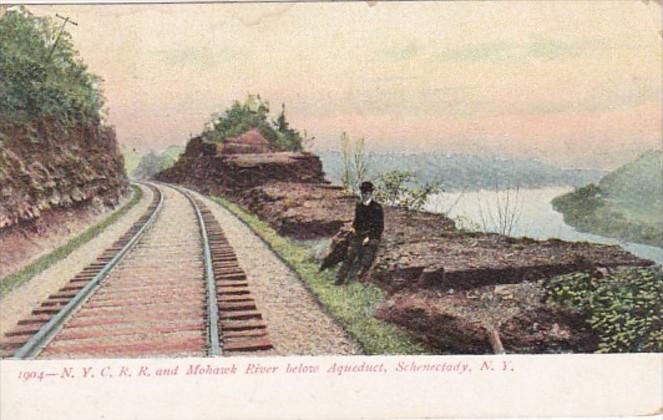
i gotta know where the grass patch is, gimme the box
[210,195,429,355]
[0,185,143,297]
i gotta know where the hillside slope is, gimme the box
[132,145,184,179]
[161,129,653,355]
[599,150,662,223]
[553,150,663,247]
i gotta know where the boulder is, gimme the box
[219,128,272,154]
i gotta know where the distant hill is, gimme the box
[553,150,663,247]
[160,145,185,170]
[133,146,185,180]
[121,146,142,178]
[124,145,184,179]
[317,150,605,191]
[599,150,663,212]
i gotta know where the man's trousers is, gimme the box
[335,236,380,284]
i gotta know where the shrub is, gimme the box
[374,170,441,211]
[546,268,663,352]
[0,7,106,126]
[202,95,303,152]
[473,185,523,236]
[551,184,605,222]
[133,151,163,179]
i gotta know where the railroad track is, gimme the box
[0,183,273,358]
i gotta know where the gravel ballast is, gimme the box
[190,190,362,356]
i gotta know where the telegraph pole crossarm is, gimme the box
[46,13,78,63]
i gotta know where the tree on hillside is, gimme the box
[133,149,181,179]
[0,7,106,126]
[552,183,605,218]
[273,103,304,152]
[133,152,163,179]
[202,95,304,152]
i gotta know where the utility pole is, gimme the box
[46,13,78,63]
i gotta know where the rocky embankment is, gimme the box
[0,119,128,229]
[0,119,128,272]
[157,134,654,354]
[157,137,324,193]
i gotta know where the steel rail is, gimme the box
[12,183,164,359]
[168,185,221,357]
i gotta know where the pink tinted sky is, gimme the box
[28,1,663,169]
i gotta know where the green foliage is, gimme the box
[211,196,429,355]
[160,145,184,168]
[552,153,663,247]
[337,134,441,209]
[553,182,662,247]
[0,185,142,297]
[121,146,141,178]
[0,7,106,125]
[546,268,663,353]
[130,146,183,179]
[202,95,303,152]
[272,103,305,152]
[133,152,163,179]
[374,170,442,210]
[599,150,663,209]
[552,183,604,218]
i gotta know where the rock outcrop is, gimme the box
[375,283,598,354]
[0,119,128,230]
[220,129,273,154]
[232,182,355,239]
[355,231,652,294]
[157,142,325,196]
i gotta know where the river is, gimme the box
[425,186,663,265]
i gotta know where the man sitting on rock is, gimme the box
[335,181,384,285]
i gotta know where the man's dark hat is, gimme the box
[359,181,374,193]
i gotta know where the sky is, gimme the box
[24,1,663,170]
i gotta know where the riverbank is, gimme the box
[425,186,663,265]
[552,189,662,249]
[551,150,663,251]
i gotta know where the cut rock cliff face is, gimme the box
[156,134,655,354]
[0,119,128,231]
[158,137,325,195]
